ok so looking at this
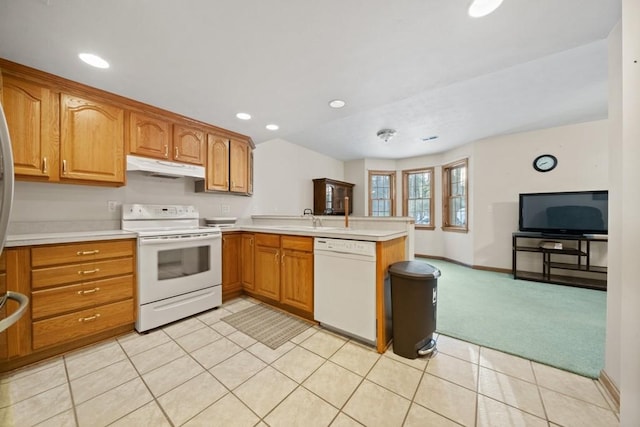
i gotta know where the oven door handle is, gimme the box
[139,233,221,245]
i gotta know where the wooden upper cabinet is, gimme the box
[127,112,171,160]
[206,134,230,191]
[60,94,125,184]
[1,75,58,180]
[173,124,205,165]
[229,138,250,194]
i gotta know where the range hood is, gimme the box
[126,155,205,179]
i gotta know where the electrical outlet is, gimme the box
[108,200,118,213]
[221,204,230,214]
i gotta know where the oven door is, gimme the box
[137,233,221,304]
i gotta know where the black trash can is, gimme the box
[389,260,440,359]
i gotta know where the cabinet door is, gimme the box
[60,94,124,184]
[127,112,171,160]
[173,124,205,165]
[222,234,242,301]
[2,75,57,179]
[254,245,280,300]
[280,249,313,313]
[229,139,249,193]
[206,134,229,191]
[241,234,255,291]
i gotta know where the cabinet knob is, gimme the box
[42,157,48,174]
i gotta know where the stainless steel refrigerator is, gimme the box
[0,102,28,332]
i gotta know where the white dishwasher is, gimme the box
[314,237,377,344]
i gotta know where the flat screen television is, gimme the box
[519,190,608,235]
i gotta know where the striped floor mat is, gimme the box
[221,304,312,349]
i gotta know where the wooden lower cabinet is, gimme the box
[0,239,136,372]
[280,240,313,313]
[222,233,242,301]
[252,233,314,317]
[241,234,255,291]
[254,234,281,300]
[32,299,134,350]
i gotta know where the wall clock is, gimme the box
[533,154,557,172]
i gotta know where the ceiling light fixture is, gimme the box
[78,53,109,69]
[236,112,251,120]
[468,0,503,18]
[328,99,346,109]
[266,124,279,131]
[376,128,397,143]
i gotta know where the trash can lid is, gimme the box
[389,260,441,279]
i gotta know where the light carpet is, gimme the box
[222,304,312,349]
[421,258,606,378]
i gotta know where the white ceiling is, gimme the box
[0,0,620,161]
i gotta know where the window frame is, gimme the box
[402,167,435,230]
[368,170,396,217]
[442,158,469,233]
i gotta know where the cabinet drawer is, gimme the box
[255,233,280,248]
[281,235,313,252]
[32,299,134,350]
[32,258,134,289]
[32,240,135,267]
[32,275,134,320]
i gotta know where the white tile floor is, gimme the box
[0,297,619,427]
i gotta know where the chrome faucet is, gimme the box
[303,208,313,216]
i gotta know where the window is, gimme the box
[368,170,396,216]
[442,159,468,232]
[402,168,434,229]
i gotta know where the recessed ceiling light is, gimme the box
[468,0,503,18]
[328,99,346,109]
[266,124,279,131]
[236,112,251,120]
[78,53,109,69]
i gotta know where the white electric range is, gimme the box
[122,204,222,332]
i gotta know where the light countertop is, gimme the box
[222,225,407,242]
[6,230,138,247]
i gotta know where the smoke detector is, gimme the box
[376,129,397,143]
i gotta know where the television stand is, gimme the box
[512,232,607,291]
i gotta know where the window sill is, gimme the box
[442,226,468,233]
[415,225,435,231]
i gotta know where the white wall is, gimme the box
[344,159,366,216]
[9,138,343,231]
[252,138,344,216]
[606,20,622,398]
[619,0,640,423]
[473,120,609,270]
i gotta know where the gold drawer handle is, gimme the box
[77,250,100,256]
[42,157,48,174]
[78,314,101,323]
[77,287,100,295]
[78,268,100,275]
[175,147,179,158]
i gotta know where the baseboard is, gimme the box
[414,254,511,274]
[599,369,620,412]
